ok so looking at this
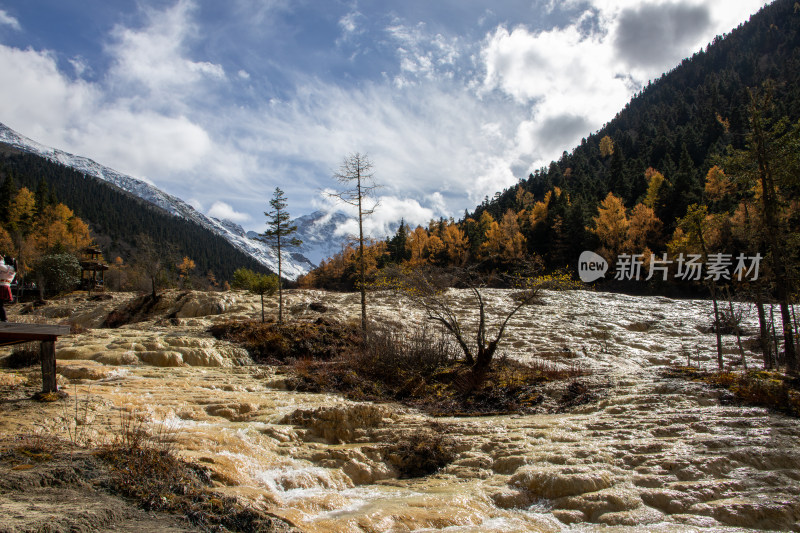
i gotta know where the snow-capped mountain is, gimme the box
[0,122,313,279]
[245,211,354,268]
[288,211,354,266]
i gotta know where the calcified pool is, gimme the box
[2,289,799,532]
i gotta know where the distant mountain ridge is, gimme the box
[289,211,353,266]
[0,122,314,279]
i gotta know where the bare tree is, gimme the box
[328,153,379,332]
[377,261,579,370]
[259,187,301,324]
[135,234,176,300]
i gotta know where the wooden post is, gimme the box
[40,340,57,393]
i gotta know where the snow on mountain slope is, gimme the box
[0,122,313,279]
[289,211,353,266]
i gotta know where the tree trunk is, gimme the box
[710,282,723,370]
[771,305,780,366]
[779,301,795,370]
[751,104,796,371]
[756,294,771,369]
[277,236,283,325]
[696,222,723,370]
[357,176,367,333]
[474,342,498,370]
[40,340,57,393]
[728,292,746,370]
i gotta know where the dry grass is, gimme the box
[209,318,363,363]
[385,423,456,478]
[97,408,294,531]
[668,367,800,416]
[279,322,593,416]
[211,317,595,415]
[1,342,41,369]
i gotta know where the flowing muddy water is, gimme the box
[1,289,799,532]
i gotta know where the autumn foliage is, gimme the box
[298,213,530,290]
[0,185,93,287]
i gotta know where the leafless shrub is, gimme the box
[362,323,461,376]
[112,408,180,455]
[2,342,40,368]
[384,423,456,478]
[60,385,94,447]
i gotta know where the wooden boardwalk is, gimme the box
[0,322,71,394]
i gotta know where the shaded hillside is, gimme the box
[0,147,270,281]
[473,0,800,267]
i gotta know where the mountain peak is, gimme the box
[0,122,313,279]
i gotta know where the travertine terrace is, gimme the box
[1,289,799,532]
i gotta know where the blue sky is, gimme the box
[0,0,768,236]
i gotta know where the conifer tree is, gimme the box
[388,219,410,263]
[0,173,16,225]
[260,187,301,325]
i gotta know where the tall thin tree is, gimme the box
[260,187,301,325]
[327,153,379,332]
[747,90,797,372]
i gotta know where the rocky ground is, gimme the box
[0,288,799,532]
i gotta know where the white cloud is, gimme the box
[339,10,361,34]
[386,21,461,86]
[106,0,225,103]
[237,69,250,79]
[317,191,443,239]
[0,42,216,175]
[479,0,769,171]
[614,2,711,69]
[68,56,89,76]
[232,77,531,216]
[0,9,20,30]
[207,201,251,223]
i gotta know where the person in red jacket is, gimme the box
[0,256,16,322]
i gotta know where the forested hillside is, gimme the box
[472,0,800,266]
[0,147,270,282]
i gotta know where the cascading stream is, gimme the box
[2,288,798,531]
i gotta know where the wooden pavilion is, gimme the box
[80,247,109,292]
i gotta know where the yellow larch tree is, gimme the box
[481,209,526,262]
[599,135,614,157]
[624,203,663,254]
[178,256,196,288]
[441,223,468,265]
[0,226,13,256]
[407,225,430,266]
[425,234,445,263]
[643,168,666,209]
[591,192,629,260]
[704,165,732,203]
[34,203,93,254]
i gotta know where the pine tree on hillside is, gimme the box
[260,187,301,325]
[0,173,16,225]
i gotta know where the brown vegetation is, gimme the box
[0,408,296,532]
[385,424,456,478]
[209,318,363,363]
[668,367,800,416]
[213,318,593,416]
